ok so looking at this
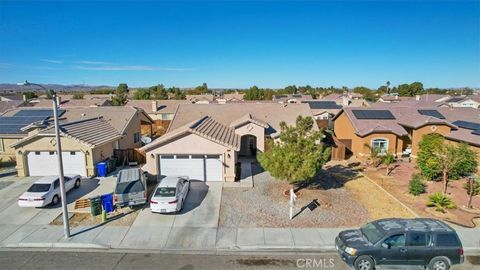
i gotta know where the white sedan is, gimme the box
[150,176,190,213]
[18,175,81,207]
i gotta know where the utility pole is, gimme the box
[51,90,71,238]
[18,81,70,238]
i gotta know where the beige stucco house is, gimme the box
[332,107,480,160]
[140,103,314,182]
[6,106,152,177]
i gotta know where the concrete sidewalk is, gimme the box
[1,223,479,254]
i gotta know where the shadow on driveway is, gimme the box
[45,178,101,209]
[148,180,209,215]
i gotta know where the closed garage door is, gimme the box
[159,154,223,181]
[27,151,87,176]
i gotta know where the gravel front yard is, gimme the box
[219,162,370,228]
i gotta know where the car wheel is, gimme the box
[428,257,450,270]
[51,195,59,205]
[354,256,375,270]
[74,179,81,188]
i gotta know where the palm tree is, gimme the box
[386,81,391,94]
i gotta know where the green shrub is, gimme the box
[463,179,480,196]
[426,192,456,213]
[409,173,426,196]
[417,133,444,180]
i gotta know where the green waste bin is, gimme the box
[89,196,102,216]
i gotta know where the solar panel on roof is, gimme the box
[418,109,445,119]
[447,97,464,103]
[302,101,342,109]
[352,110,395,120]
[452,120,480,131]
[13,109,65,118]
[0,125,24,134]
[453,120,480,137]
[0,116,46,125]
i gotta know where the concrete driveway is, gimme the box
[0,174,115,246]
[119,181,222,250]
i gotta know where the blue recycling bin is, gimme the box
[97,162,107,177]
[101,193,114,213]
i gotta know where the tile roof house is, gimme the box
[332,106,479,160]
[372,94,450,108]
[301,101,342,120]
[272,94,313,104]
[186,94,215,104]
[30,96,112,108]
[445,95,480,109]
[127,100,189,120]
[140,103,315,182]
[321,92,369,108]
[6,106,153,177]
[0,100,28,115]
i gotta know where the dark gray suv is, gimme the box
[335,218,464,270]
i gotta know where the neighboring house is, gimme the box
[140,103,314,182]
[445,95,480,109]
[127,100,190,137]
[0,94,25,102]
[301,100,342,126]
[375,94,449,106]
[30,96,112,108]
[6,106,153,177]
[332,107,480,160]
[321,92,369,107]
[377,93,403,103]
[186,94,215,104]
[0,100,28,115]
[127,100,188,121]
[216,92,245,104]
[1,109,61,163]
[222,92,245,102]
[272,94,312,104]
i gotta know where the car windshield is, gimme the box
[115,180,145,194]
[154,187,176,197]
[27,183,51,193]
[360,222,384,244]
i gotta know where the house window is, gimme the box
[70,152,76,155]
[134,132,141,143]
[35,151,41,155]
[371,138,389,155]
[49,151,55,155]
[161,114,172,120]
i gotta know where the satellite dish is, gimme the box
[141,136,152,144]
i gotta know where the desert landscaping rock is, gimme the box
[219,162,370,228]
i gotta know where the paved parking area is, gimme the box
[0,174,116,246]
[0,175,224,250]
[118,181,222,250]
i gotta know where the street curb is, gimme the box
[1,244,479,255]
[4,242,109,249]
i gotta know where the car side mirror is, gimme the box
[382,243,390,249]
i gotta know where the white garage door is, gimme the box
[159,154,223,181]
[27,151,87,176]
[205,155,223,181]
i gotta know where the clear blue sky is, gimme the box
[0,1,479,88]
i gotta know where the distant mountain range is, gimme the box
[0,84,114,93]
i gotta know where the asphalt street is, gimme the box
[0,250,478,270]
